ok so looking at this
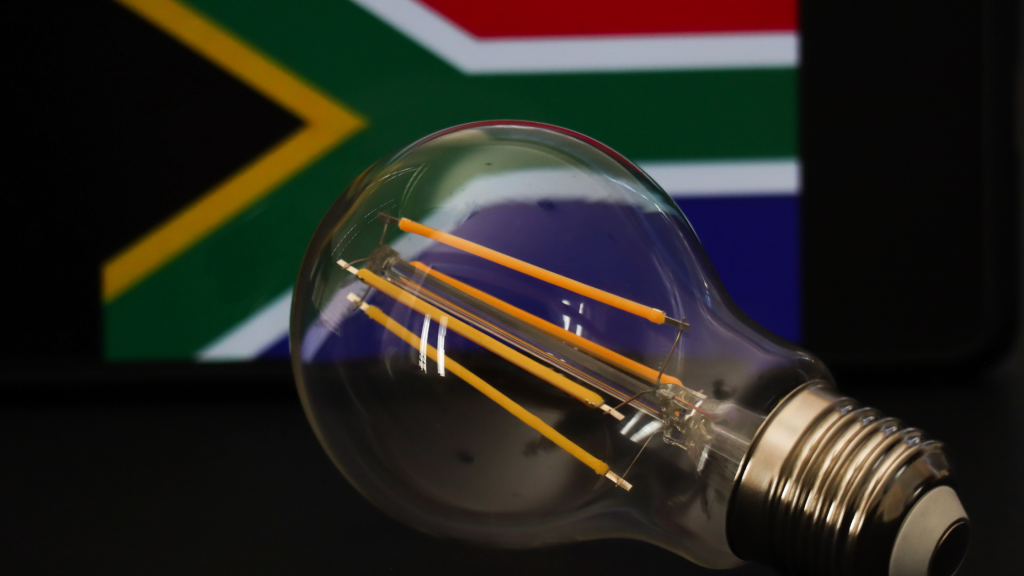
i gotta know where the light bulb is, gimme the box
[290,121,969,576]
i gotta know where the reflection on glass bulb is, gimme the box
[291,121,968,576]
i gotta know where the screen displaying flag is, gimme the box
[103,0,799,362]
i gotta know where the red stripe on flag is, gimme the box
[419,0,797,38]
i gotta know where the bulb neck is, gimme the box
[727,382,969,576]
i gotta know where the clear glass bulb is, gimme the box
[290,121,965,574]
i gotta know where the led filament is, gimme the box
[336,215,716,492]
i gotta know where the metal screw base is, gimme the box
[727,382,964,576]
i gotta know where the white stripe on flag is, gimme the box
[197,288,292,361]
[638,159,800,197]
[351,0,798,74]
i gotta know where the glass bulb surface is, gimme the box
[291,121,831,568]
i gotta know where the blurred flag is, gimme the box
[104,0,799,362]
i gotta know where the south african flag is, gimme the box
[103,0,799,362]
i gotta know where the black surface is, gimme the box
[802,0,1019,370]
[2,359,1023,574]
[3,0,301,366]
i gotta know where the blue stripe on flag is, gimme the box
[675,195,799,342]
[261,195,800,362]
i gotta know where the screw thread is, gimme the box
[729,383,954,576]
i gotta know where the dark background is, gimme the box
[2,1,1022,574]
[802,2,1018,369]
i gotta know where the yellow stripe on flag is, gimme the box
[103,0,365,302]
